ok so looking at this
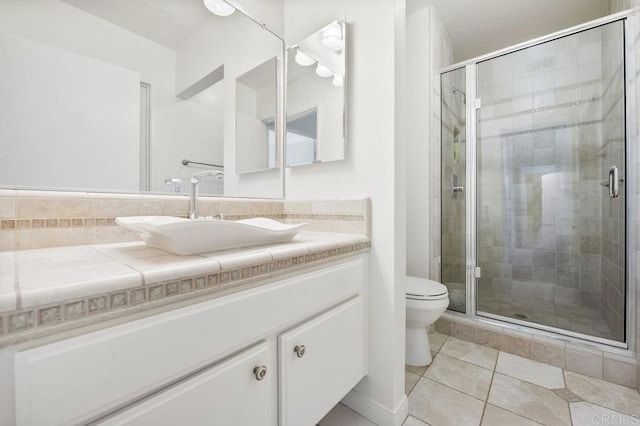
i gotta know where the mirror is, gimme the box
[0,0,284,198]
[286,19,346,167]
[236,57,278,174]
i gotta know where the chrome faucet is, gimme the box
[189,170,224,219]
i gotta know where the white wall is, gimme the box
[284,0,408,423]
[0,346,17,426]
[0,32,140,191]
[176,11,284,198]
[406,4,432,278]
[405,3,454,280]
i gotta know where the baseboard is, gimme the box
[341,390,408,426]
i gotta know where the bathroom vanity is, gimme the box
[0,232,369,426]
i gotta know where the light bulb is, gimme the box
[315,64,333,78]
[295,50,315,66]
[322,22,343,51]
[203,0,235,16]
[332,74,344,87]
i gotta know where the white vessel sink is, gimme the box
[116,216,307,255]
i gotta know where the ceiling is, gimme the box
[417,0,610,62]
[61,0,212,50]
[61,0,611,60]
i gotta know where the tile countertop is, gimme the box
[0,231,370,346]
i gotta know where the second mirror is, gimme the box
[286,19,346,167]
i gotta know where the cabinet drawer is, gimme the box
[278,297,365,426]
[98,342,276,426]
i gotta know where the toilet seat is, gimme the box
[406,277,449,301]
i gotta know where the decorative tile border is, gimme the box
[0,241,370,343]
[225,213,366,222]
[478,119,602,141]
[0,213,365,232]
[1,217,119,231]
[478,97,600,123]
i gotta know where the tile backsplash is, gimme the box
[0,190,371,251]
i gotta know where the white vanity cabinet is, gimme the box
[13,257,366,426]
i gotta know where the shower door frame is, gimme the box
[439,10,638,351]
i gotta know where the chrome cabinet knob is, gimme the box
[294,345,306,358]
[253,365,267,381]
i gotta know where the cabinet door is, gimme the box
[98,341,276,426]
[279,297,364,426]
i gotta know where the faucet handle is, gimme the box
[199,214,224,220]
[164,178,182,193]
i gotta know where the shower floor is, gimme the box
[477,296,616,341]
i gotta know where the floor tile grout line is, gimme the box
[407,335,499,402]
[434,351,496,374]
[487,372,554,426]
[336,403,375,425]
[480,352,501,424]
[410,337,638,426]
[483,350,562,426]
[568,379,574,426]
[437,347,498,373]
[492,350,568,392]
[485,400,547,425]
[410,342,585,426]
[405,333,445,397]
[416,376,487,406]
[406,372,421,395]
[424,335,498,401]
[564,397,639,420]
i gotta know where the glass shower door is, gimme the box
[441,67,467,313]
[475,21,626,343]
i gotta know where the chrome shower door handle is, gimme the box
[451,174,464,195]
[609,166,619,198]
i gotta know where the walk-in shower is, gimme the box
[439,12,637,349]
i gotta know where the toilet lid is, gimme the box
[406,277,448,300]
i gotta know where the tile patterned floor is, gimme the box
[319,332,640,426]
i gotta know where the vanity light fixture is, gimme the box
[316,63,333,78]
[332,74,344,87]
[321,22,343,51]
[203,0,235,16]
[295,50,315,66]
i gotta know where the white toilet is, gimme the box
[405,276,450,366]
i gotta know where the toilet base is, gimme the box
[406,326,432,366]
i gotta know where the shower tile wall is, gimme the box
[475,25,622,341]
